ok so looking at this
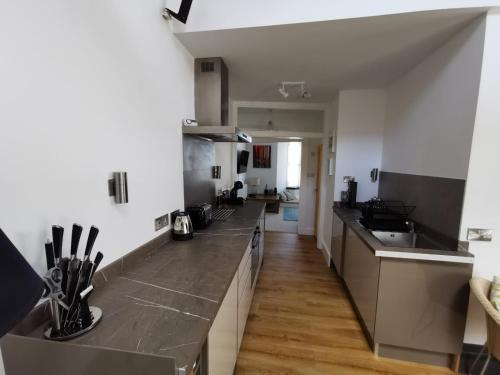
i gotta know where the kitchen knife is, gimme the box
[51,225,64,326]
[84,226,99,261]
[63,224,83,319]
[78,286,94,328]
[45,241,55,270]
[64,260,93,328]
[66,251,103,329]
[51,225,64,264]
[88,251,104,284]
[68,285,94,331]
[70,224,83,260]
[59,257,69,293]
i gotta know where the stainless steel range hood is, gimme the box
[183,57,252,143]
[183,125,251,142]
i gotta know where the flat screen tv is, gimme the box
[237,150,249,174]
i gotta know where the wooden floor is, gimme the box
[236,232,454,375]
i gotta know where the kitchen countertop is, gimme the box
[333,205,474,264]
[29,202,265,371]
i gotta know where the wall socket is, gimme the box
[467,228,493,242]
[155,214,169,231]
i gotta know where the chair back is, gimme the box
[470,277,500,360]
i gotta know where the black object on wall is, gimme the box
[183,136,216,208]
[378,171,466,250]
[0,228,44,337]
[165,0,193,24]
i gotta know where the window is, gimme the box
[286,142,302,188]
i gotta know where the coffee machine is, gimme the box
[341,176,357,208]
[228,181,244,205]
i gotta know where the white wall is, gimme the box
[461,10,500,345]
[238,107,324,133]
[0,3,193,371]
[333,90,387,202]
[319,96,339,256]
[243,143,278,194]
[383,17,486,179]
[175,0,500,33]
[298,139,321,236]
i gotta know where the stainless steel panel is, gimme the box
[182,126,252,143]
[195,58,226,126]
[343,227,380,340]
[183,136,216,207]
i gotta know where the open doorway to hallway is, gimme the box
[232,103,327,237]
[262,141,302,233]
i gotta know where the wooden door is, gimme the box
[314,144,323,238]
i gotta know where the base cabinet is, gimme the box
[331,211,345,275]
[208,275,238,375]
[343,228,380,340]
[338,218,473,368]
[208,212,265,375]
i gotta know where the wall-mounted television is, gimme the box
[237,150,249,174]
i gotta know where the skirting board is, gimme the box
[460,343,499,374]
[319,238,330,266]
[298,227,314,236]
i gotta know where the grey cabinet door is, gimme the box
[343,228,380,340]
[331,212,345,276]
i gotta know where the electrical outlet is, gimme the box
[467,228,493,242]
[155,214,169,231]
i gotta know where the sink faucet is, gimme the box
[406,221,415,233]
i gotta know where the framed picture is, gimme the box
[253,145,272,168]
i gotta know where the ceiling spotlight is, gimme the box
[278,84,289,98]
[279,81,311,99]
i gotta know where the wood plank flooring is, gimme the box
[236,232,454,375]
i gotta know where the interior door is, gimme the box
[314,144,323,238]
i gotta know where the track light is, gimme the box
[278,81,311,99]
[278,84,289,98]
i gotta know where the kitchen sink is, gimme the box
[370,230,445,250]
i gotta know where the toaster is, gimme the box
[186,203,213,230]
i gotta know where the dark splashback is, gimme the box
[378,171,466,250]
[183,136,215,208]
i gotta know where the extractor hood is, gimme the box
[182,57,252,143]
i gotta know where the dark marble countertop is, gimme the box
[62,202,265,371]
[332,205,474,264]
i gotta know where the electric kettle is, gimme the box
[172,211,194,241]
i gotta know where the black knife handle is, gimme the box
[52,226,64,261]
[84,226,99,258]
[89,251,103,281]
[45,241,55,270]
[70,224,83,257]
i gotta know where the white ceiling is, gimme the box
[176,9,486,102]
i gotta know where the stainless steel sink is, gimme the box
[370,230,447,250]
[371,231,416,247]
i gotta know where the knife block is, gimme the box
[44,305,102,341]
